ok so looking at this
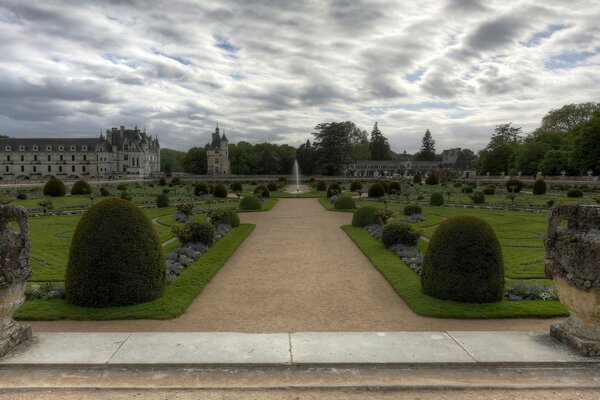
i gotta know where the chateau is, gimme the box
[0,126,160,180]
[207,126,230,176]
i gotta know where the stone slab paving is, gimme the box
[0,332,596,366]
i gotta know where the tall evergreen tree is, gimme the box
[415,129,436,161]
[369,122,392,160]
[312,122,352,175]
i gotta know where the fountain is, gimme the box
[292,159,302,193]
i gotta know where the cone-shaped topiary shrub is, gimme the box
[65,198,165,307]
[316,181,327,191]
[334,196,356,210]
[254,184,270,198]
[212,183,228,198]
[43,177,66,197]
[327,182,342,198]
[505,179,523,193]
[209,208,240,227]
[421,216,504,303]
[429,192,444,206]
[240,195,262,210]
[368,183,385,198]
[381,222,421,248]
[156,193,169,207]
[532,179,547,195]
[352,206,380,227]
[71,179,92,195]
[194,182,209,196]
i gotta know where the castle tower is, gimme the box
[207,125,231,176]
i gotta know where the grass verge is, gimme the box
[342,225,568,318]
[16,224,255,321]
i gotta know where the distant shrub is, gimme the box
[173,220,215,245]
[156,193,170,207]
[316,181,327,191]
[505,179,523,193]
[71,179,92,195]
[381,222,421,248]
[194,182,210,196]
[413,174,422,184]
[230,181,243,192]
[403,205,422,215]
[43,177,66,197]
[158,177,166,186]
[482,186,495,195]
[170,177,181,185]
[120,191,132,201]
[388,181,401,194]
[425,175,439,185]
[352,206,380,227]
[176,202,194,216]
[379,181,390,193]
[567,188,583,198]
[327,182,342,198]
[16,191,27,200]
[334,196,356,210]
[429,192,444,206]
[267,181,278,192]
[278,176,288,184]
[117,183,127,191]
[368,183,385,198]
[250,180,258,185]
[547,199,555,207]
[239,195,262,210]
[212,183,228,198]
[533,179,547,195]
[162,188,170,194]
[209,208,240,227]
[99,187,110,196]
[254,184,270,198]
[350,181,363,194]
[470,191,485,204]
[421,216,504,303]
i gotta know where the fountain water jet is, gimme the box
[292,160,301,193]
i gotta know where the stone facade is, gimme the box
[206,126,230,176]
[0,126,160,180]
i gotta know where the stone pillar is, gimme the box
[0,205,33,357]
[545,204,600,356]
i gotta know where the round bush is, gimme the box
[381,222,421,248]
[316,181,327,191]
[230,182,243,192]
[65,198,165,307]
[209,208,240,227]
[71,179,92,195]
[505,179,523,193]
[194,182,210,196]
[254,184,270,198]
[162,188,170,194]
[267,181,278,192]
[425,175,439,185]
[379,181,390,193]
[239,195,262,210]
[368,183,385,198]
[470,191,485,204]
[16,191,27,200]
[421,216,504,303]
[429,192,444,206]
[43,177,66,197]
[278,176,288,184]
[156,193,170,207]
[352,206,380,227]
[532,179,547,195]
[158,177,166,186]
[334,196,356,210]
[482,186,495,195]
[213,183,228,198]
[567,188,583,198]
[403,205,422,215]
[185,220,215,245]
[388,181,401,194]
[171,177,181,185]
[413,174,422,184]
[327,182,342,198]
[350,181,363,193]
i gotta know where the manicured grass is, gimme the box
[343,225,568,318]
[16,224,255,320]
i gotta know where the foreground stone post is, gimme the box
[0,205,33,357]
[545,204,600,356]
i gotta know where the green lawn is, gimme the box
[16,224,255,320]
[343,225,567,318]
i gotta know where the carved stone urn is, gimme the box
[0,204,33,357]
[545,204,600,356]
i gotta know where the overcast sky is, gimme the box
[0,1,599,153]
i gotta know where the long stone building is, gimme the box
[0,126,160,181]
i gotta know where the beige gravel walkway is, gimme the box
[29,198,563,332]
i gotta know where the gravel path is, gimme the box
[29,198,564,332]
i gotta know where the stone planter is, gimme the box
[545,204,600,356]
[0,205,32,357]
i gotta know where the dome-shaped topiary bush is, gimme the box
[43,177,66,197]
[381,222,421,248]
[327,182,342,198]
[156,193,170,207]
[65,198,165,307]
[230,181,243,192]
[173,220,215,245]
[349,181,363,193]
[71,179,92,195]
[429,192,444,206]
[316,181,327,191]
[403,205,423,215]
[158,177,167,186]
[470,191,485,204]
[379,181,390,193]
[334,196,356,210]
[505,179,523,193]
[194,182,209,196]
[240,195,262,210]
[388,181,401,194]
[421,216,504,303]
[532,179,547,195]
[352,206,380,227]
[254,184,270,198]
[567,188,583,198]
[368,183,385,198]
[425,174,439,185]
[209,208,240,227]
[482,186,495,195]
[212,183,228,198]
[267,181,278,191]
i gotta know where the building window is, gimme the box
[123,166,126,172]
[33,166,36,173]
[82,166,86,172]
[60,155,63,161]
[19,146,25,151]
[83,155,87,161]
[48,166,51,172]
[72,165,75,172]
[6,155,10,162]
[34,155,38,162]
[59,146,64,151]
[82,146,87,151]
[71,155,75,161]
[70,146,75,151]
[48,155,51,162]
[5,166,8,172]
[20,166,24,172]
[5,146,10,151]
[33,146,38,151]
[124,155,128,161]
[46,146,52,151]
[59,166,62,172]
[20,155,24,162]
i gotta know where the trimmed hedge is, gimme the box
[43,177,66,197]
[429,192,444,206]
[194,182,209,196]
[71,180,92,195]
[334,196,356,210]
[209,208,240,227]
[267,181,278,191]
[212,183,228,198]
[239,195,262,210]
[421,216,504,303]
[368,183,385,198]
[533,179,547,195]
[156,193,170,207]
[158,177,166,186]
[381,222,420,248]
[254,184,270,198]
[403,205,422,215]
[327,182,342,198]
[505,179,523,193]
[180,220,215,245]
[567,188,583,198]
[352,206,380,227]
[350,181,363,193]
[230,181,243,192]
[65,198,165,307]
